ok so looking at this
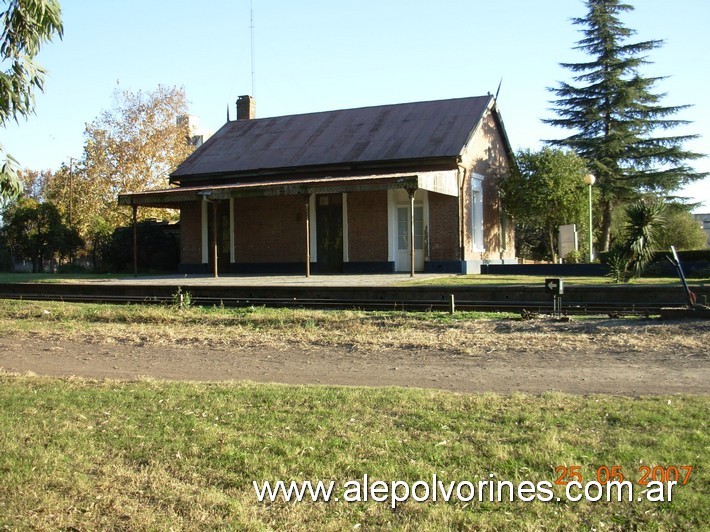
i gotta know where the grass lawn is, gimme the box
[400,274,709,287]
[0,271,707,287]
[0,272,131,284]
[0,299,707,528]
[0,376,706,529]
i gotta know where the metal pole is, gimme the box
[69,157,73,227]
[305,195,311,277]
[132,204,138,277]
[409,189,415,277]
[588,184,593,262]
[670,246,696,308]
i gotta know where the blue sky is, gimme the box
[4,0,709,211]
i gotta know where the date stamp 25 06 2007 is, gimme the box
[554,465,693,487]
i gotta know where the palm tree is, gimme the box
[607,199,666,282]
[625,200,666,278]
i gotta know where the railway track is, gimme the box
[2,280,706,317]
[0,289,688,316]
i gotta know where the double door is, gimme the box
[316,193,344,273]
[395,192,425,272]
[207,200,232,273]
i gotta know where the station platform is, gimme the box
[88,273,455,287]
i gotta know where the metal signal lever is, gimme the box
[666,246,705,309]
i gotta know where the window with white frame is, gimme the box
[471,176,484,251]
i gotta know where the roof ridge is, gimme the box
[237,94,493,123]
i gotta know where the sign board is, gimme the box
[545,278,564,295]
[558,224,578,260]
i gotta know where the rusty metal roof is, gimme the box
[171,95,493,183]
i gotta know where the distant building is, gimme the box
[120,95,516,275]
[177,115,213,148]
[695,213,710,246]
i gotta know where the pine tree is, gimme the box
[545,0,706,251]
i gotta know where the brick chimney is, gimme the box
[236,95,256,120]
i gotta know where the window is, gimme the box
[397,206,424,250]
[471,176,484,251]
[500,209,508,251]
[397,207,408,250]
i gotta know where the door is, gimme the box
[396,204,424,272]
[316,193,343,273]
[207,201,231,273]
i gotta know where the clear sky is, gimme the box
[4,0,709,211]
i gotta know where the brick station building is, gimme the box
[118,95,516,275]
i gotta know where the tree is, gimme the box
[545,0,706,252]
[43,161,90,234]
[78,85,194,228]
[4,84,194,267]
[12,167,53,201]
[624,199,666,277]
[0,197,82,272]
[0,0,63,201]
[654,204,708,251]
[501,147,589,262]
[605,199,665,281]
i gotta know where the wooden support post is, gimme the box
[305,195,311,277]
[132,204,138,278]
[212,201,219,278]
[409,189,416,277]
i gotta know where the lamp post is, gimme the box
[583,173,596,262]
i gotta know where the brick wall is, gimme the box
[234,196,306,263]
[460,109,515,261]
[481,176,510,260]
[179,185,495,268]
[428,193,459,260]
[180,201,202,264]
[347,191,388,262]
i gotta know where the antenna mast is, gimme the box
[250,0,255,97]
[495,78,503,101]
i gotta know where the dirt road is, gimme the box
[1,320,708,394]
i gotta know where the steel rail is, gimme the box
[0,291,684,315]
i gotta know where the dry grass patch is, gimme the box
[1,299,709,357]
[399,274,709,287]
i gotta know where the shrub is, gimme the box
[564,250,585,264]
[0,247,13,272]
[602,200,666,282]
[100,221,179,273]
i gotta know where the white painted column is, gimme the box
[409,189,415,277]
[308,194,317,263]
[201,199,209,264]
[305,195,311,277]
[229,198,235,263]
[342,192,349,263]
[387,189,395,263]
